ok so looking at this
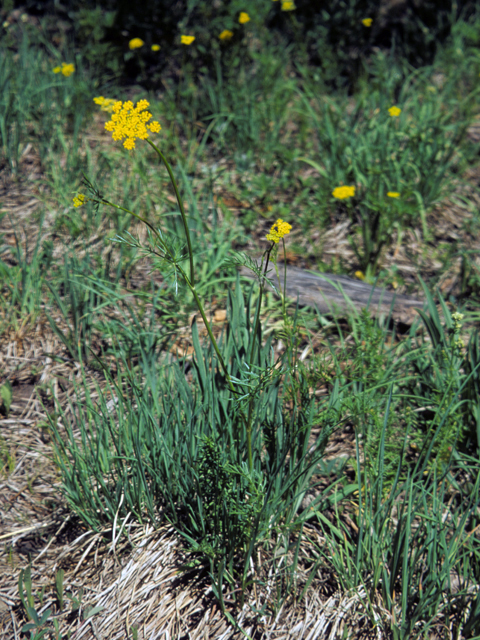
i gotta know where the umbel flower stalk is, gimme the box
[75,98,292,470]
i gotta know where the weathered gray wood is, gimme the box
[241,264,424,324]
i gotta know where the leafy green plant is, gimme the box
[48,98,345,612]
[0,29,92,175]
[315,404,480,639]
[407,282,479,464]
[45,243,131,363]
[0,216,50,332]
[299,64,475,270]
[18,565,52,640]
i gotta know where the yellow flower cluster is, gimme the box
[151,44,161,51]
[129,38,144,50]
[388,105,401,117]
[239,12,250,24]
[266,219,292,244]
[73,193,86,208]
[93,96,117,113]
[53,62,75,77]
[181,35,195,45]
[219,29,234,41]
[332,185,355,199]
[101,99,162,150]
[362,18,373,27]
[282,1,296,10]
[387,191,400,198]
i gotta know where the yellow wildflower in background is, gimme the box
[101,99,161,150]
[362,18,373,27]
[129,38,144,50]
[332,185,355,199]
[266,219,292,244]
[388,106,401,117]
[355,271,365,281]
[53,62,75,77]
[181,35,195,45]
[151,44,161,51]
[93,96,116,113]
[219,29,234,40]
[281,1,296,10]
[239,12,250,24]
[387,192,400,198]
[73,194,86,208]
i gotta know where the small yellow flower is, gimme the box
[93,96,117,113]
[388,105,401,117]
[53,62,75,77]
[181,35,195,45]
[239,12,250,24]
[281,1,296,10]
[387,192,400,198]
[102,99,162,150]
[151,44,161,51]
[355,271,365,281]
[219,29,234,41]
[266,218,292,244]
[332,185,355,199]
[73,194,86,208]
[362,18,373,27]
[129,38,144,50]
[62,63,75,77]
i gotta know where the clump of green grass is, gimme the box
[4,4,480,637]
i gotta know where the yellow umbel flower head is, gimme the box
[73,194,87,208]
[388,106,401,117]
[266,219,292,244]
[332,185,355,199]
[181,35,195,45]
[281,1,296,10]
[129,38,144,50]
[53,62,75,77]
[362,18,373,27]
[219,29,234,41]
[387,191,400,198]
[239,12,250,24]
[102,99,161,150]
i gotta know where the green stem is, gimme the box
[245,246,274,470]
[100,199,159,238]
[187,282,236,394]
[105,187,235,393]
[147,139,196,287]
[146,139,253,455]
[249,248,273,365]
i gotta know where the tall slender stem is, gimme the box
[146,139,252,450]
[245,247,274,470]
[147,139,196,287]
